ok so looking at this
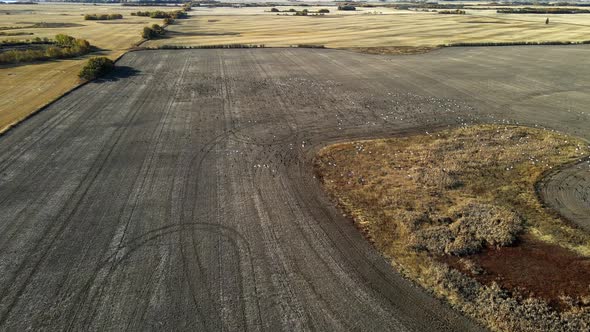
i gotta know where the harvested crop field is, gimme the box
[145,7,590,48]
[0,46,588,330]
[0,3,177,132]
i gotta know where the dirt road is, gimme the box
[0,46,588,330]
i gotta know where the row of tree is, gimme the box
[438,10,466,15]
[131,10,187,19]
[270,8,330,15]
[84,13,123,20]
[0,34,91,64]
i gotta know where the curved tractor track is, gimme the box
[539,159,590,232]
[0,46,588,331]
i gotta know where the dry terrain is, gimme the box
[315,125,590,330]
[0,46,588,330]
[3,3,590,133]
[0,3,180,132]
[145,6,590,48]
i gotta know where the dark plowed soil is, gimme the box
[0,46,588,330]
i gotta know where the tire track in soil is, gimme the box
[0,47,588,331]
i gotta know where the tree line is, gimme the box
[0,34,91,65]
[438,9,466,14]
[270,8,330,15]
[84,13,123,20]
[139,4,191,40]
[131,10,187,19]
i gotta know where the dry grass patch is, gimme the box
[145,8,590,48]
[0,3,173,133]
[315,125,590,331]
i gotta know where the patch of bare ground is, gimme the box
[442,234,590,310]
[344,46,437,55]
[315,125,590,331]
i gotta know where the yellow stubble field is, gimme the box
[145,6,590,48]
[0,3,180,132]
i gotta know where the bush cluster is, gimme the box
[84,13,123,20]
[0,34,91,64]
[78,56,114,80]
[337,5,356,11]
[141,24,165,39]
[131,10,187,19]
[271,8,329,15]
[438,9,466,14]
[410,201,523,256]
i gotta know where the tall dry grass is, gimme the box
[315,125,590,331]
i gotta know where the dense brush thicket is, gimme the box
[141,24,166,39]
[410,201,523,256]
[78,56,114,80]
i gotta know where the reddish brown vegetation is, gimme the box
[443,234,590,310]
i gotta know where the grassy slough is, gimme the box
[315,125,590,331]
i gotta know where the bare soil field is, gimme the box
[0,46,588,330]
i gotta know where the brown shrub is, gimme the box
[410,201,523,256]
[451,202,523,247]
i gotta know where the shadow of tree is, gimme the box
[94,65,141,83]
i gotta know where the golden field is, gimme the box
[2,3,590,132]
[146,6,590,48]
[0,3,180,132]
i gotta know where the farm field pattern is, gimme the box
[0,46,588,330]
